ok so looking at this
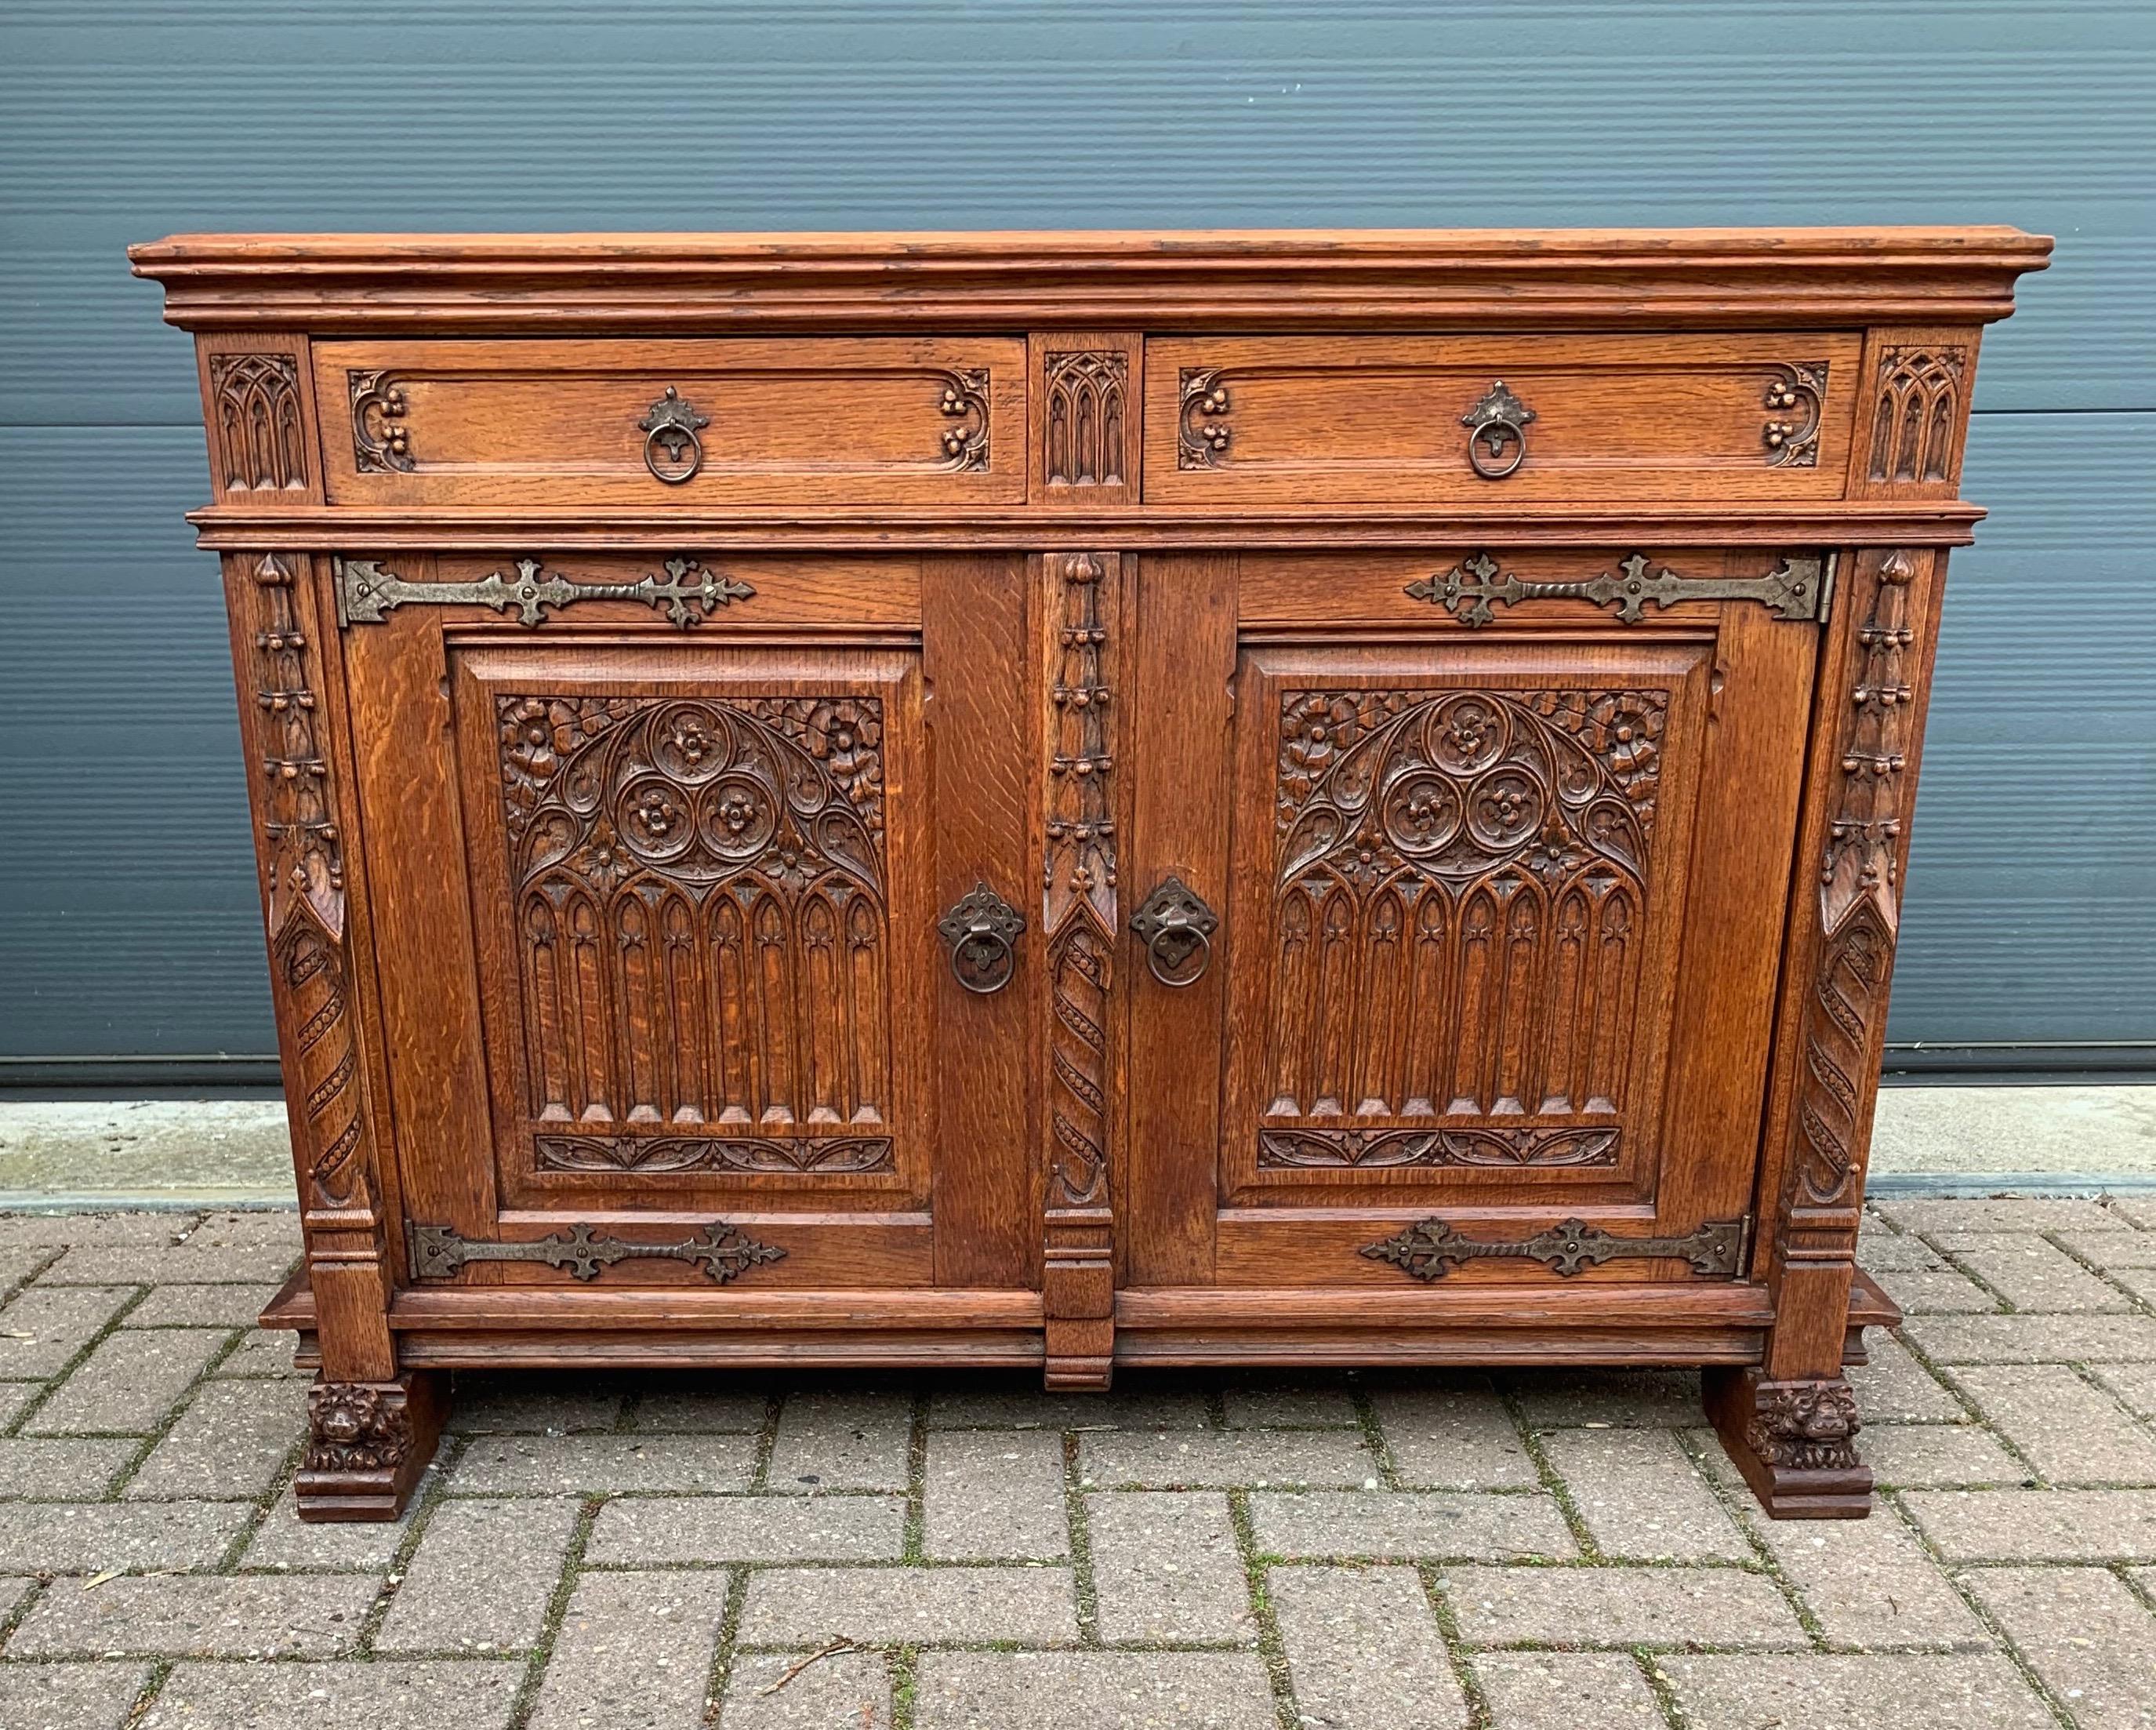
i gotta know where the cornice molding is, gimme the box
[131,227,2052,332]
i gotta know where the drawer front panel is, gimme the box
[317,337,1027,506]
[1144,334,1861,503]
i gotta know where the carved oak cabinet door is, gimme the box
[1121,549,1821,1301]
[337,551,1036,1299]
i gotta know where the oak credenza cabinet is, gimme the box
[131,227,2049,1521]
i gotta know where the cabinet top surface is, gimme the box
[130,226,2051,331]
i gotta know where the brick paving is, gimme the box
[0,1202,2146,1726]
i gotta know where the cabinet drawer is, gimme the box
[1143,333,1861,504]
[316,337,1027,506]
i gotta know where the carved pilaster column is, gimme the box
[1040,551,1120,1387]
[1711,544,1941,1516]
[223,550,443,1517]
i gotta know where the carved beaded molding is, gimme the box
[1044,552,1116,1210]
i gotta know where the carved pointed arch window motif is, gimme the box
[1869,347,1965,484]
[1257,687,1667,1169]
[211,354,309,492]
[1044,351,1129,488]
[495,694,894,1166]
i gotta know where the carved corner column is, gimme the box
[1040,551,1120,1388]
[222,546,442,1518]
[1711,544,1942,1516]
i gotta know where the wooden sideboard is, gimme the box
[131,227,2049,1521]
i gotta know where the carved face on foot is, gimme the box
[1766,1380,1860,1443]
[305,1383,408,1474]
[312,1384,383,1444]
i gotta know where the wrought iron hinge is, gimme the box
[406,1219,784,1285]
[1406,553,1828,628]
[1360,1214,1749,1281]
[334,556,754,630]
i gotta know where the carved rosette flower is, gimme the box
[1584,693,1664,801]
[761,842,817,893]
[629,787,683,845]
[745,696,887,834]
[668,714,716,768]
[1278,695,1348,813]
[806,700,885,831]
[499,696,637,833]
[1523,820,1588,884]
[568,819,633,892]
[1335,832,1395,892]
[1277,692,1407,823]
[498,697,561,825]
[304,1383,410,1474]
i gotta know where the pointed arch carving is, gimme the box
[495,692,895,1170]
[1257,685,1667,1169]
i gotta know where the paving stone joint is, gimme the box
[0,1200,2142,1727]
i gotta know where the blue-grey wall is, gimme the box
[2,2,2151,1079]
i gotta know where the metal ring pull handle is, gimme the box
[938,881,1024,996]
[1131,874,1219,989]
[639,385,710,485]
[1461,380,1536,482]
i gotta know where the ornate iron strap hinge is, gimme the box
[1361,1215,1748,1281]
[335,556,755,629]
[406,1220,785,1285]
[1407,553,1831,627]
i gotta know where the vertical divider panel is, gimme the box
[922,555,1038,1291]
[339,568,501,1251]
[1040,551,1121,1383]
[1121,554,1238,1288]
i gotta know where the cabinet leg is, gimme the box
[1044,1316,1114,1390]
[1043,1223,1113,1391]
[1704,1365,1871,1518]
[296,1371,446,1522]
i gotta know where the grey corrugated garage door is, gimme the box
[2,2,2150,1081]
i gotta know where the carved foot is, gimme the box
[296,1372,445,1521]
[1704,1365,1872,1518]
[1043,1316,1113,1391]
[1044,1226,1112,1391]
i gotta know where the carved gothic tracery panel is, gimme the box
[212,354,308,492]
[1044,352,1128,487]
[1257,686,1668,1168]
[1870,347,1965,483]
[496,694,891,1145]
